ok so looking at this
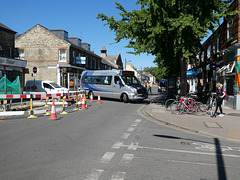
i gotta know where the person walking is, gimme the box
[214,83,226,117]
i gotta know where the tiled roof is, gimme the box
[0,22,16,33]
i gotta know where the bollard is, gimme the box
[60,93,68,115]
[74,94,81,111]
[84,92,88,108]
[44,97,49,107]
[27,94,38,119]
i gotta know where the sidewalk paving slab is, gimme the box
[144,102,240,143]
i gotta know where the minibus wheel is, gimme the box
[122,93,129,103]
[88,91,93,99]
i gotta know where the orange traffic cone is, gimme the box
[90,92,94,102]
[50,100,58,120]
[97,93,102,103]
[81,97,86,109]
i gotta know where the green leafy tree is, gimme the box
[97,0,235,95]
[143,65,168,82]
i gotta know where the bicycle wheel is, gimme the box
[210,100,217,117]
[192,102,207,116]
[171,101,184,115]
[165,99,175,111]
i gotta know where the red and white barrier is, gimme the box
[0,90,83,99]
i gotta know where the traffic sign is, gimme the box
[33,67,37,73]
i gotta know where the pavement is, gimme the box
[144,94,240,143]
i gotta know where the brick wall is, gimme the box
[15,24,70,83]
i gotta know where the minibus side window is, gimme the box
[103,76,112,85]
[114,76,120,85]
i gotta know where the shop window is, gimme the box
[59,49,67,62]
[227,19,233,41]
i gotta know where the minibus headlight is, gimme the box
[129,87,137,93]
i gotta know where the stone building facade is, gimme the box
[15,24,121,91]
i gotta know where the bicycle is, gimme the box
[165,95,180,111]
[171,97,207,115]
[207,93,217,117]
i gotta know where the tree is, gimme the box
[97,0,235,95]
[143,65,168,82]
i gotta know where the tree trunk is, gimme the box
[180,58,187,96]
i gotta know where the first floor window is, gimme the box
[59,49,67,62]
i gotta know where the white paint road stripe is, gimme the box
[112,141,123,149]
[127,127,135,132]
[135,119,141,123]
[139,145,240,158]
[131,123,138,127]
[120,154,134,165]
[120,133,130,139]
[128,142,139,150]
[111,172,126,180]
[84,169,104,180]
[167,159,240,168]
[101,152,115,163]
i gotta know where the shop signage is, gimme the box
[0,57,27,68]
[186,71,198,75]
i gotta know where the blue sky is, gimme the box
[1,0,157,70]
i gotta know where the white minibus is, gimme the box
[80,70,148,103]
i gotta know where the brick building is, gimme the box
[0,23,26,92]
[15,24,122,91]
[194,0,240,110]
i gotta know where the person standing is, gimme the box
[214,83,226,117]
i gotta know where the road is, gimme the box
[0,87,240,180]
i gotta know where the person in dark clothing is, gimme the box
[214,83,226,117]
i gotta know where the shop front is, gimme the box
[57,64,84,91]
[218,47,240,110]
[0,57,27,93]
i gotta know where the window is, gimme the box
[213,35,220,54]
[227,19,233,40]
[19,49,25,60]
[72,51,75,63]
[201,51,204,62]
[82,76,112,85]
[207,45,211,58]
[59,49,67,62]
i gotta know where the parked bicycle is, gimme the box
[207,93,218,117]
[165,95,180,111]
[170,97,207,115]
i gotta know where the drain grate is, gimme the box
[204,122,222,128]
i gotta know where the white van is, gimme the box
[80,70,148,103]
[25,80,69,94]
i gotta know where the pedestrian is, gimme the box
[197,82,203,102]
[148,81,152,94]
[213,83,226,117]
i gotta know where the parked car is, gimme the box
[25,80,69,94]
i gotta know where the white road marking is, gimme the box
[135,119,142,123]
[111,172,126,180]
[139,145,240,158]
[101,152,115,163]
[128,142,139,150]
[84,169,104,180]
[121,133,130,139]
[167,159,240,168]
[112,141,123,149]
[131,123,138,127]
[120,154,134,165]
[127,127,135,132]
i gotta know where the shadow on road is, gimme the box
[215,138,227,180]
